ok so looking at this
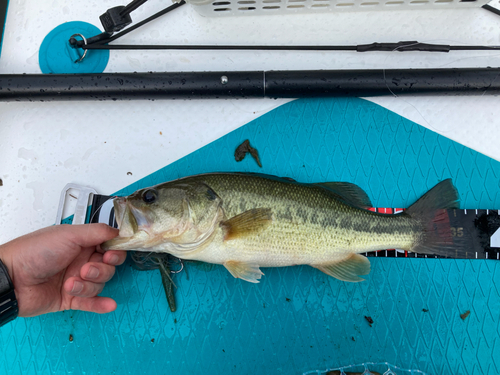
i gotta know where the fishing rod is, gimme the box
[3,0,500,101]
[1,68,500,101]
[69,0,500,54]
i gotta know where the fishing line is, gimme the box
[131,251,158,265]
[433,51,500,68]
[481,71,500,97]
[86,196,120,253]
[380,42,435,132]
[379,39,500,133]
[131,250,185,275]
[88,196,118,226]
[70,0,187,50]
[71,1,500,57]
[81,40,500,53]
[427,38,500,68]
[131,251,165,268]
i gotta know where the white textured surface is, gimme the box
[0,0,500,242]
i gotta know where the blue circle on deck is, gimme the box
[39,21,109,74]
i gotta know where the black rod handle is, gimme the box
[0,72,265,101]
[0,68,499,102]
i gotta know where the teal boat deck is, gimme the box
[1,98,499,374]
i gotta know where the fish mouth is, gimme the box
[101,197,151,251]
[113,197,135,237]
[113,197,151,235]
[113,197,127,231]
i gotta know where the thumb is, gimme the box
[62,224,119,248]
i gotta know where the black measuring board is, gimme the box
[90,194,118,228]
[0,0,8,58]
[88,195,500,260]
[449,208,500,259]
[364,208,500,259]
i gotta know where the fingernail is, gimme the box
[71,281,84,294]
[108,255,119,265]
[86,266,100,279]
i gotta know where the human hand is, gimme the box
[0,224,126,317]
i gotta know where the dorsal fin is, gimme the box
[314,182,372,208]
[190,172,371,208]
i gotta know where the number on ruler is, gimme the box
[450,227,464,237]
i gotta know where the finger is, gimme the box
[63,224,119,248]
[80,262,116,283]
[64,277,105,298]
[89,252,104,263]
[70,296,118,314]
[102,250,127,266]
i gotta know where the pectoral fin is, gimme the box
[222,208,272,241]
[224,261,264,283]
[312,253,371,282]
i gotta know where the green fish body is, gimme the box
[102,173,463,283]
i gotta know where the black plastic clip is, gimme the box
[100,6,133,33]
[100,0,148,33]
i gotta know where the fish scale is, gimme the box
[196,173,418,264]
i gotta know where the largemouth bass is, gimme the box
[102,173,465,283]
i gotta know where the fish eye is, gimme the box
[142,189,158,204]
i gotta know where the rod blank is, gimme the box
[0,68,499,101]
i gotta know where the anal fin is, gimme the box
[224,261,264,283]
[312,253,371,282]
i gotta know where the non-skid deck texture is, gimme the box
[2,97,500,374]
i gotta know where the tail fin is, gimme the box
[406,179,469,258]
